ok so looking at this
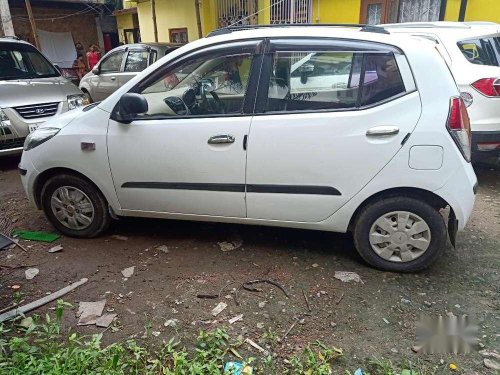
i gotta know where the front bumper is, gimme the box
[472,131,500,160]
[18,151,41,207]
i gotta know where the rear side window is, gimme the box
[265,51,406,113]
[457,38,500,67]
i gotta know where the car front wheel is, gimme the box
[41,174,110,238]
[353,197,447,272]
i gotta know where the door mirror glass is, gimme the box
[92,66,100,75]
[115,93,148,123]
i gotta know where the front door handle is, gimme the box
[110,76,116,81]
[366,126,400,137]
[208,134,235,144]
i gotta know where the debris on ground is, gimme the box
[228,314,243,324]
[156,245,169,254]
[19,317,34,328]
[382,318,390,324]
[354,369,363,375]
[48,244,64,253]
[12,229,60,243]
[480,349,500,360]
[224,361,253,375]
[302,289,311,312]
[95,313,117,328]
[77,300,107,326]
[245,338,266,353]
[164,319,179,328]
[111,235,128,241]
[484,358,500,370]
[0,233,14,250]
[121,266,135,278]
[10,285,21,290]
[211,302,227,316]
[236,279,290,305]
[449,363,458,371]
[218,235,243,252]
[334,271,364,284]
[0,278,88,323]
[25,267,39,280]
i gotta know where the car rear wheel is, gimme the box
[41,174,110,238]
[353,197,447,272]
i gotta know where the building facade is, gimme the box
[120,0,500,44]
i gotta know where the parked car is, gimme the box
[19,25,477,272]
[79,43,181,102]
[0,37,86,156]
[383,21,500,161]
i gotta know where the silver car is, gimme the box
[0,37,85,156]
[79,43,180,102]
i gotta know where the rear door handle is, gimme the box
[110,76,116,81]
[366,126,400,136]
[208,134,235,144]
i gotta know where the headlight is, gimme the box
[24,127,60,151]
[67,94,86,110]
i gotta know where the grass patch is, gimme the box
[0,300,446,374]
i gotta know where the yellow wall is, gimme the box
[312,0,361,24]
[116,13,136,43]
[137,0,199,43]
[445,0,500,22]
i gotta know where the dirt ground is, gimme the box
[0,155,499,373]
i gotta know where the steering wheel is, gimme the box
[207,91,226,114]
[200,80,226,114]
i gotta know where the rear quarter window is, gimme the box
[457,38,500,67]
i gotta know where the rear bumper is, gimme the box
[472,131,500,160]
[434,163,477,231]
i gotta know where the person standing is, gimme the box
[86,45,100,71]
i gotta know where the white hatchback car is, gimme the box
[19,25,477,272]
[384,22,500,161]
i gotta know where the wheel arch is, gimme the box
[34,167,108,209]
[348,187,451,231]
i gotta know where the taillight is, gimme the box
[471,78,500,97]
[447,97,471,162]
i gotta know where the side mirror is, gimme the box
[115,93,148,123]
[92,66,100,75]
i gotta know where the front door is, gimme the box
[93,51,125,101]
[245,38,421,223]
[360,0,400,24]
[108,41,262,217]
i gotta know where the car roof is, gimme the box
[383,21,500,40]
[113,42,182,52]
[201,25,429,51]
[0,36,33,46]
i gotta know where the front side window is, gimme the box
[100,52,124,73]
[265,51,405,112]
[0,42,58,80]
[140,53,253,117]
[458,38,500,67]
[124,51,149,72]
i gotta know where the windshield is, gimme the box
[0,42,59,80]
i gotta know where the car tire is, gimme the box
[353,197,447,272]
[41,174,110,238]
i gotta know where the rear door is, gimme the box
[246,38,421,222]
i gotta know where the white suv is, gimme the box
[384,22,500,161]
[19,25,477,272]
